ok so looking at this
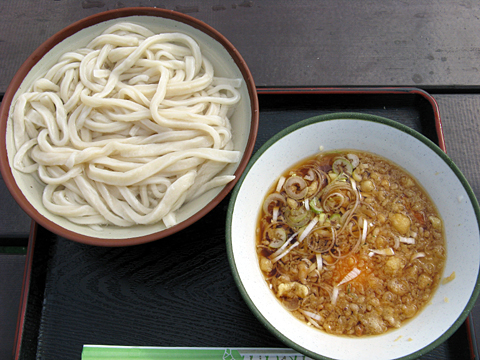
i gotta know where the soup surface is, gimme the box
[256,150,446,336]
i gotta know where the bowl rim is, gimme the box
[0,7,259,247]
[226,112,480,360]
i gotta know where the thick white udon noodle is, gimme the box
[12,22,242,229]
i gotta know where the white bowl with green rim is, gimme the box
[226,112,480,360]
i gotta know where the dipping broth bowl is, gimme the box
[227,112,480,360]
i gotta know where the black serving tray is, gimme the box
[14,88,474,360]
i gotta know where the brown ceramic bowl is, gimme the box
[0,8,258,246]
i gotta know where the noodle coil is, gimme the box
[12,22,242,229]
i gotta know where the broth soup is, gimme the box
[256,150,446,336]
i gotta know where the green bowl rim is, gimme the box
[225,111,480,360]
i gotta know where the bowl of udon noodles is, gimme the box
[0,8,258,246]
[227,112,480,360]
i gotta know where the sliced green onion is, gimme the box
[329,213,342,227]
[368,247,395,256]
[299,308,324,323]
[270,241,299,263]
[411,252,426,261]
[352,167,362,182]
[304,198,310,211]
[285,176,308,199]
[264,223,291,248]
[399,236,416,244]
[269,231,298,260]
[309,197,324,214]
[285,207,311,227]
[328,171,338,181]
[272,206,279,223]
[350,177,357,191]
[331,267,361,305]
[332,158,353,175]
[318,213,327,225]
[316,254,323,270]
[263,193,286,215]
[269,234,286,248]
[299,217,319,242]
[331,285,339,305]
[361,218,368,242]
[346,153,360,168]
[338,267,361,286]
[276,176,286,192]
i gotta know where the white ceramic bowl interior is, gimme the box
[227,113,480,360]
[3,11,255,244]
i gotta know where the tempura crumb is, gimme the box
[442,271,456,285]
